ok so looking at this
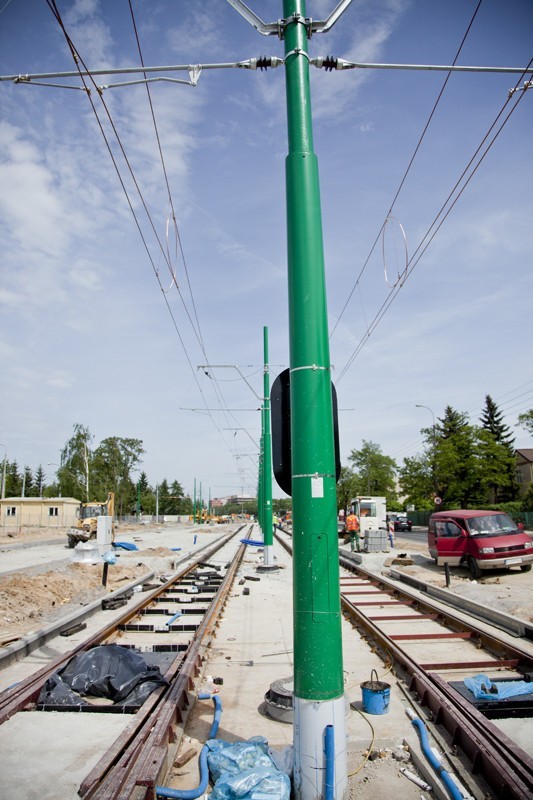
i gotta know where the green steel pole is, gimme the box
[262,326,274,563]
[258,424,264,532]
[283,1,346,796]
[193,477,196,524]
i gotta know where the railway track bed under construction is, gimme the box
[1,524,533,799]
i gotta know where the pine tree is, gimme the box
[480,395,514,446]
[434,407,478,507]
[22,466,34,497]
[479,395,518,502]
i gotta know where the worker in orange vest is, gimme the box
[345,510,361,552]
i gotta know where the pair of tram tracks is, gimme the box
[0,526,251,799]
[275,529,533,800]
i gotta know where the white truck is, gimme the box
[351,496,387,532]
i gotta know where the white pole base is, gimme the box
[264,544,274,565]
[293,694,347,800]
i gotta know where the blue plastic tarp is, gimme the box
[464,673,533,700]
[206,738,290,800]
[239,539,264,547]
[113,542,139,551]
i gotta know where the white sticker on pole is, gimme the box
[311,476,324,498]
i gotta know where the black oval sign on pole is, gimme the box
[271,368,341,496]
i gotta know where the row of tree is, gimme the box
[2,424,191,517]
[337,396,533,514]
[3,422,293,519]
[4,400,532,518]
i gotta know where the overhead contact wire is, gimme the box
[336,58,532,383]
[330,1,485,340]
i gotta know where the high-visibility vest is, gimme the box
[346,514,360,532]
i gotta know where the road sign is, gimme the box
[434,496,442,505]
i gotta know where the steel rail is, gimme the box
[79,534,249,799]
[0,528,239,725]
[274,529,533,799]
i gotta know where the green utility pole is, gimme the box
[193,477,197,524]
[258,430,264,532]
[262,326,274,565]
[283,1,346,797]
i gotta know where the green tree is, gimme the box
[399,452,434,510]
[158,479,171,515]
[479,395,518,502]
[33,465,46,497]
[480,395,514,445]
[273,498,292,516]
[5,460,21,496]
[138,471,150,493]
[517,409,533,437]
[432,407,478,507]
[59,423,93,500]
[168,480,186,514]
[475,428,518,505]
[22,466,34,497]
[91,436,145,516]
[336,466,357,518]
[348,440,397,502]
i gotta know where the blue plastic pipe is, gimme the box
[407,711,462,800]
[166,611,183,627]
[324,725,335,800]
[156,693,222,799]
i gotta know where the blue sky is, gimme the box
[1,0,532,500]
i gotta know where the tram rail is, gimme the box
[0,526,251,799]
[275,528,533,800]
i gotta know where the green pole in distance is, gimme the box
[262,326,274,564]
[257,413,263,533]
[282,1,346,797]
[193,477,196,525]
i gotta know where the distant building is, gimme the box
[0,497,80,529]
[212,494,255,507]
[516,449,533,495]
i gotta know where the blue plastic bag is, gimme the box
[206,738,290,800]
[464,673,533,700]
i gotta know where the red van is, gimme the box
[428,510,533,579]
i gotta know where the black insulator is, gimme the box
[323,55,337,72]
[257,56,270,71]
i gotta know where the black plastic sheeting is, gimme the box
[37,644,168,709]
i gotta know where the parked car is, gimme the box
[386,512,412,532]
[428,509,533,579]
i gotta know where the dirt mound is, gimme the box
[0,562,148,645]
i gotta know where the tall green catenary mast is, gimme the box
[283,1,346,797]
[262,325,274,565]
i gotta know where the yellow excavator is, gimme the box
[67,492,115,548]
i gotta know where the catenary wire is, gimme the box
[45,0,244,467]
[336,61,532,384]
[329,0,485,340]
[126,1,251,463]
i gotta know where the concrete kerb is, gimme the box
[0,537,65,551]
[0,569,154,669]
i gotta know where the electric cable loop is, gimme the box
[382,215,408,289]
